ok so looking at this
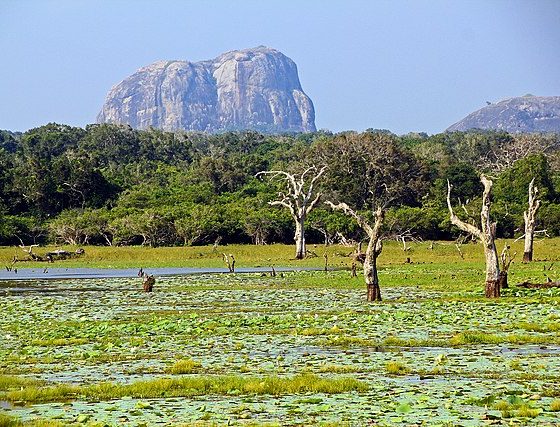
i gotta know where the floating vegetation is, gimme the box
[2,266,560,424]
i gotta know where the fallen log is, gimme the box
[17,248,86,263]
[516,281,560,289]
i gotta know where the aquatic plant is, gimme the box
[385,361,410,375]
[165,358,203,374]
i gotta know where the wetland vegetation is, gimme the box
[2,239,560,425]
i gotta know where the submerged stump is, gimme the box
[143,275,155,292]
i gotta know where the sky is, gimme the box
[1,0,559,134]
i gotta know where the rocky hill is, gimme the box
[97,46,316,133]
[447,95,560,133]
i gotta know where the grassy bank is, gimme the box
[2,238,560,270]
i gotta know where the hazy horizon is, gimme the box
[1,0,559,134]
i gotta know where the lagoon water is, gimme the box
[0,266,315,281]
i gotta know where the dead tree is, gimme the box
[447,176,501,298]
[478,133,558,172]
[223,253,235,273]
[522,178,541,262]
[256,166,327,259]
[326,201,384,301]
[18,244,42,261]
[499,244,515,289]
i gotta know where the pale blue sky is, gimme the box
[1,0,559,134]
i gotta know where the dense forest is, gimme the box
[1,123,559,247]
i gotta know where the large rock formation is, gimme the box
[447,95,560,133]
[97,46,316,133]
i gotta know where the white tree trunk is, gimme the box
[479,176,500,297]
[447,176,501,298]
[294,215,306,259]
[483,238,500,297]
[523,178,541,262]
[523,224,535,262]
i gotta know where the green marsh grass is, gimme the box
[165,358,203,374]
[30,338,89,347]
[385,361,410,375]
[3,237,559,271]
[3,373,368,404]
[493,396,542,419]
[320,330,560,350]
[509,358,522,370]
[449,330,560,346]
[550,399,560,411]
[0,375,43,391]
[0,414,66,427]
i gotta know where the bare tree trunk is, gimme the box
[523,178,541,262]
[498,271,508,290]
[364,239,382,301]
[498,244,515,290]
[102,233,113,246]
[294,216,306,259]
[484,243,500,297]
[523,235,533,263]
[326,202,384,302]
[447,175,501,298]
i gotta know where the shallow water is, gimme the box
[0,266,316,281]
[2,272,560,425]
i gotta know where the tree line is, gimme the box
[1,123,560,249]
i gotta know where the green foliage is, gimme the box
[386,206,450,240]
[313,131,431,209]
[540,203,560,235]
[1,124,560,245]
[494,154,556,204]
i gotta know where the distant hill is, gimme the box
[447,95,560,133]
[97,46,316,133]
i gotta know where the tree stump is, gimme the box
[143,275,155,292]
